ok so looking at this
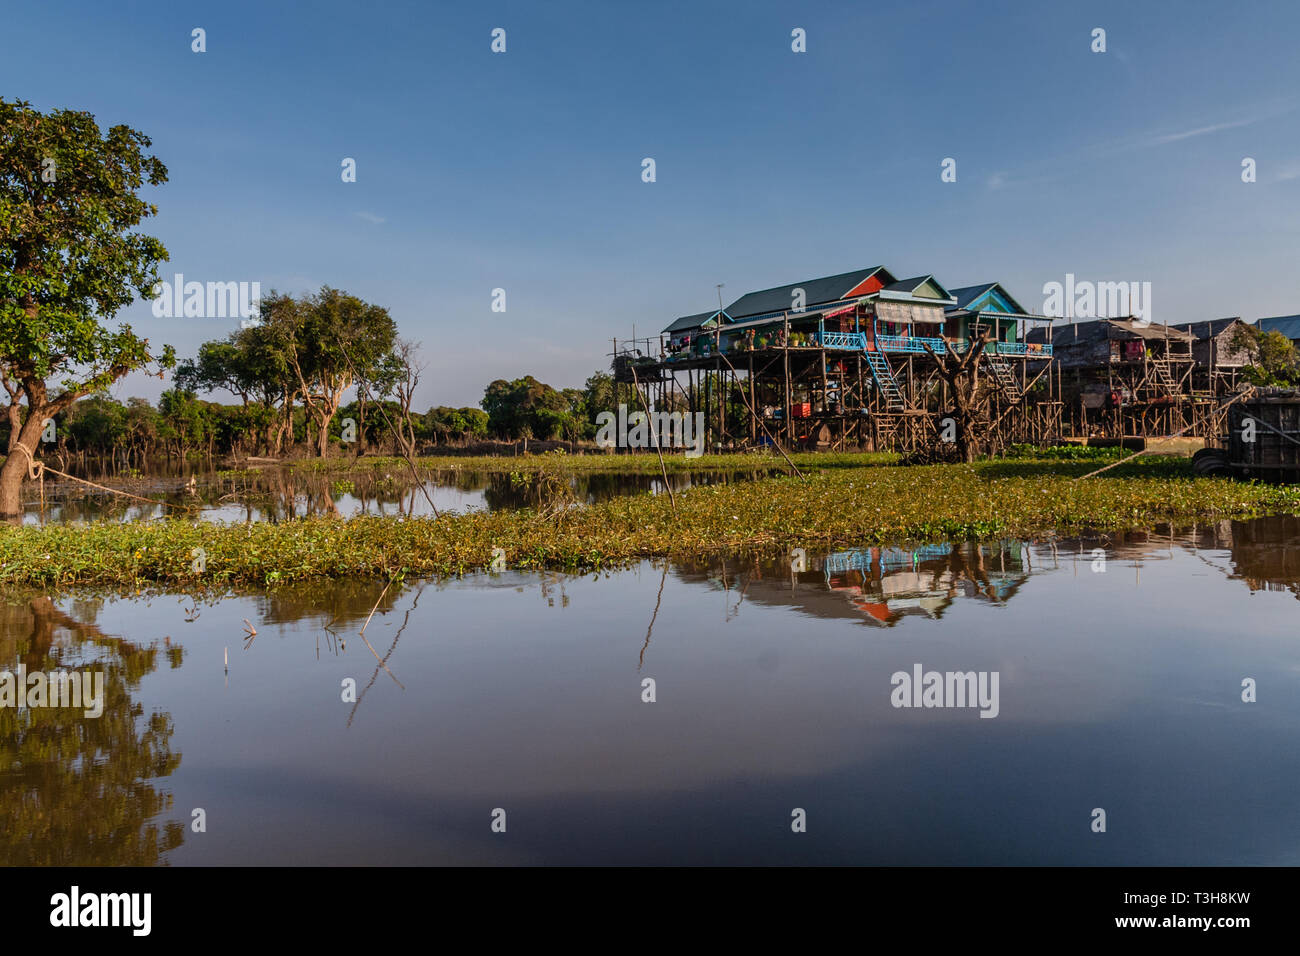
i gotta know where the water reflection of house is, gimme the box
[1101,518,1300,599]
[822,541,1030,625]
[1221,515,1300,598]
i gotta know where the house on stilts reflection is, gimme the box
[821,541,1031,625]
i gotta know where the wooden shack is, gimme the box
[662,309,722,353]
[1185,317,1253,391]
[1025,318,1217,437]
[1029,318,1194,374]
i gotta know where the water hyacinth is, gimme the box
[2,457,1298,589]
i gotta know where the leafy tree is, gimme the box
[481,379,524,438]
[0,98,173,517]
[60,393,127,452]
[123,396,161,456]
[351,346,405,456]
[157,389,216,458]
[1231,325,1300,387]
[481,375,576,440]
[421,405,487,446]
[270,287,396,456]
[174,338,256,406]
[231,316,297,455]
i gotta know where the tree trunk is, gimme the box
[0,403,49,519]
[5,401,21,453]
[357,393,368,456]
[315,411,334,457]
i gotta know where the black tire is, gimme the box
[1191,447,1231,477]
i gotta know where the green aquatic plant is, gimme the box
[4,462,1299,588]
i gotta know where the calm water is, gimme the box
[3,518,1299,865]
[19,464,775,525]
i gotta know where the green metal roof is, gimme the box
[722,266,894,319]
[661,310,721,335]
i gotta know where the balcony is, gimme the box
[952,341,1053,357]
[877,334,947,354]
[817,331,867,350]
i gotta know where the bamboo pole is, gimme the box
[718,351,804,479]
[630,364,676,512]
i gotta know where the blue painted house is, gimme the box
[943,282,1053,356]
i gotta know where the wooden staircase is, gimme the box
[872,412,904,448]
[983,353,1021,400]
[864,350,905,411]
[1148,358,1178,396]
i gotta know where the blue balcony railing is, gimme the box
[743,332,1056,357]
[1003,341,1052,356]
[878,335,947,354]
[953,341,1053,357]
[817,331,867,350]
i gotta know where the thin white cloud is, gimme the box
[1098,102,1298,157]
[973,103,1300,192]
[1144,117,1257,147]
[356,211,386,225]
[1275,162,1300,182]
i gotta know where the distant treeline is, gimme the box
[0,374,630,462]
[0,391,497,462]
[3,275,740,463]
[2,282,638,461]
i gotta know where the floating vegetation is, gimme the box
[4,461,1299,589]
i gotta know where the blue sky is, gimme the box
[5,0,1300,407]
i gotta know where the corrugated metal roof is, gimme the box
[946,282,1031,316]
[1259,314,1300,339]
[661,310,719,334]
[1119,319,1195,342]
[948,283,998,310]
[881,275,955,302]
[883,275,927,292]
[1182,317,1245,341]
[723,266,891,319]
[719,314,786,332]
[709,301,867,335]
[1025,318,1195,345]
[1026,321,1105,346]
[721,295,870,327]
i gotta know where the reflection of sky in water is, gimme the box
[7,520,1298,865]
[18,469,744,525]
[22,485,491,525]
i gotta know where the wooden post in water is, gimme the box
[783,316,792,446]
[630,364,675,512]
[749,353,756,444]
[717,356,724,451]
